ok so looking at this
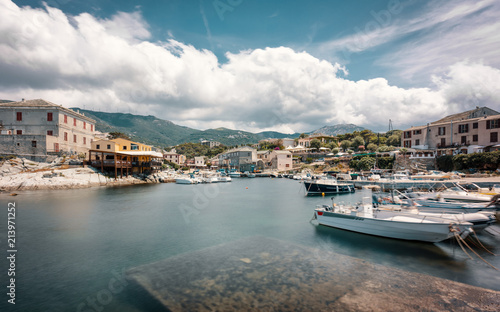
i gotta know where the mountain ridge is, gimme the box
[71,108,369,146]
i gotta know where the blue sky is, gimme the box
[1,0,499,133]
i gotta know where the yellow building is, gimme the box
[89,138,163,178]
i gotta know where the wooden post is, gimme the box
[120,154,123,178]
[101,152,104,173]
[114,152,117,180]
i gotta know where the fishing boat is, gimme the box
[313,197,472,242]
[304,177,355,196]
[175,175,200,184]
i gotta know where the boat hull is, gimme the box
[304,181,355,196]
[316,211,461,243]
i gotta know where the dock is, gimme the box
[126,236,499,311]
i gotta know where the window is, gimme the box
[487,119,499,129]
[83,122,86,129]
[123,146,127,150]
[438,127,446,135]
[32,141,37,147]
[491,132,498,143]
[16,130,22,135]
[107,144,111,149]
[91,124,93,131]
[83,137,86,145]
[96,144,100,149]
[458,124,469,133]
[73,118,77,126]
[413,130,421,135]
[64,115,68,123]
[16,112,22,121]
[73,134,77,143]
[404,131,411,139]
[440,138,446,147]
[473,135,478,142]
[47,112,53,121]
[286,164,290,167]
[47,130,53,136]
[461,136,467,144]
[415,139,420,146]
[131,144,139,150]
[473,122,478,129]
[403,140,411,148]
[64,132,68,141]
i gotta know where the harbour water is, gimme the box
[1,178,499,311]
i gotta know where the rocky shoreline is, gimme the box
[0,157,174,193]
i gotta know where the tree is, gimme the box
[299,133,308,139]
[340,140,351,152]
[310,139,321,150]
[358,156,376,171]
[367,143,378,152]
[387,134,401,147]
[108,132,130,140]
[352,136,365,151]
[332,148,340,154]
[327,142,338,150]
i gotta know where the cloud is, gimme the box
[0,0,499,135]
[313,0,500,85]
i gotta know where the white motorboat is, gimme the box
[313,197,472,243]
[433,185,492,203]
[374,205,496,231]
[175,176,199,184]
[228,172,241,178]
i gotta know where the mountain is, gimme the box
[71,109,198,146]
[72,109,367,147]
[71,109,299,147]
[310,124,368,136]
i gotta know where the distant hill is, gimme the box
[310,124,368,136]
[71,109,198,146]
[71,109,367,147]
[71,109,299,147]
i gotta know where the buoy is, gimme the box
[246,187,248,189]
[322,192,325,196]
[10,193,18,196]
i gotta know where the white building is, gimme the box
[270,150,293,171]
[0,99,96,160]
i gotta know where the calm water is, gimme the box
[1,178,499,311]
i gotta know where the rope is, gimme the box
[456,232,498,271]
[454,233,473,260]
[469,229,496,256]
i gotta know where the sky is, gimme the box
[1,0,500,134]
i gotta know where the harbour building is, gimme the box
[0,99,96,161]
[401,106,500,156]
[89,138,163,177]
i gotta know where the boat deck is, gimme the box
[126,236,499,311]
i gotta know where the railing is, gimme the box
[90,160,132,168]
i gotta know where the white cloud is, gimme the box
[0,0,499,135]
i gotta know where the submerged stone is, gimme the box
[126,236,500,311]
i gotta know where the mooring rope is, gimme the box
[469,229,496,256]
[455,232,498,271]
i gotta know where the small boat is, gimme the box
[373,205,496,231]
[228,172,241,178]
[175,175,199,184]
[313,198,472,243]
[432,185,492,203]
[304,177,355,196]
[243,171,256,178]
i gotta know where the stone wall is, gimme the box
[0,135,47,161]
